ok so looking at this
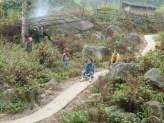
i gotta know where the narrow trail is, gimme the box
[141,35,157,55]
[5,35,157,123]
[7,70,108,123]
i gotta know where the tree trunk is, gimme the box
[1,1,2,18]
[22,0,28,43]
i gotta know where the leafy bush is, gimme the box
[0,43,53,89]
[156,5,164,13]
[97,75,155,113]
[8,98,26,114]
[65,40,85,54]
[157,32,164,43]
[137,48,164,74]
[92,83,100,93]
[65,68,81,77]
[37,43,59,68]
[52,34,85,55]
[60,111,88,123]
[156,93,164,106]
[52,36,66,52]
[0,102,5,113]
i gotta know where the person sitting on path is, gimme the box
[25,37,33,57]
[106,49,121,69]
[62,48,71,69]
[81,58,94,82]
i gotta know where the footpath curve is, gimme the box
[6,35,157,123]
[141,35,157,55]
[8,70,108,123]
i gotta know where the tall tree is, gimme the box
[22,0,28,43]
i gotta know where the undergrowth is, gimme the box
[60,34,164,122]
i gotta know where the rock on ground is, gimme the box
[107,63,139,81]
[105,106,140,122]
[74,34,83,39]
[0,76,10,93]
[144,68,164,88]
[142,101,164,118]
[76,98,101,105]
[141,116,164,123]
[31,9,95,36]
[0,88,37,109]
[119,37,134,53]
[17,89,37,109]
[88,93,101,99]
[92,32,105,40]
[127,33,142,44]
[82,45,111,60]
[45,78,58,89]
[0,89,15,106]
[46,20,94,37]
[106,25,123,37]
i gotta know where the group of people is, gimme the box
[62,48,121,82]
[25,27,121,82]
[25,26,48,56]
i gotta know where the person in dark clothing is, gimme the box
[26,37,33,56]
[38,27,44,44]
[38,26,51,44]
[80,58,94,82]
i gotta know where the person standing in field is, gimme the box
[26,37,33,56]
[38,26,44,44]
[62,48,71,69]
[106,49,121,69]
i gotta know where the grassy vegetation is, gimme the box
[156,5,164,14]
[0,33,106,113]
[60,33,164,123]
[1,0,164,117]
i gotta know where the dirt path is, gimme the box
[141,35,157,55]
[5,70,108,123]
[3,34,157,123]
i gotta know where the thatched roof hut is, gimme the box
[122,1,158,15]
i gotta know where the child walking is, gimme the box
[62,48,70,69]
[25,37,33,57]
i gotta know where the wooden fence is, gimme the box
[93,7,164,24]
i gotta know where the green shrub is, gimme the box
[156,5,164,13]
[0,102,5,113]
[8,99,26,114]
[137,49,164,74]
[65,68,81,77]
[156,93,164,106]
[60,111,88,123]
[37,43,59,68]
[111,77,154,113]
[92,83,100,93]
[157,32,164,43]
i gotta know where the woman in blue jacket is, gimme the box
[80,58,94,82]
